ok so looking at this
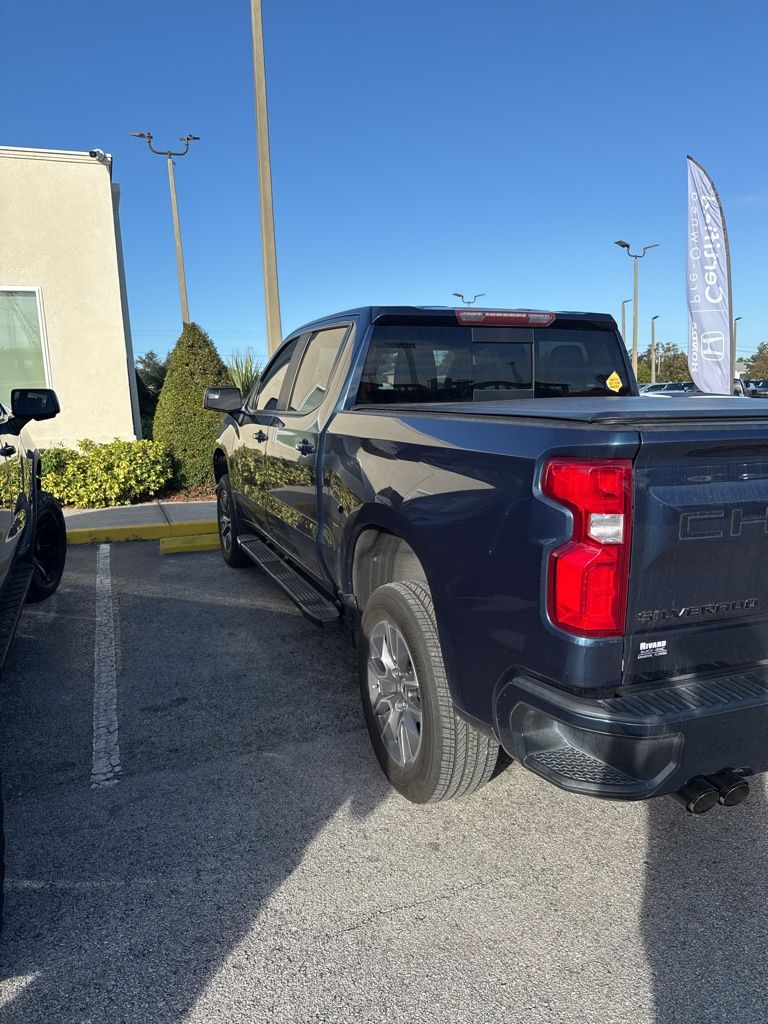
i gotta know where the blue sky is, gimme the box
[3,0,767,364]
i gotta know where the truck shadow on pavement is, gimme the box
[642,784,768,1024]
[0,545,387,1023]
[7,546,768,1023]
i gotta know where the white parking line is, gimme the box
[91,543,121,787]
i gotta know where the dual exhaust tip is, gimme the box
[673,769,750,814]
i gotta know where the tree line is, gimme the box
[634,340,768,384]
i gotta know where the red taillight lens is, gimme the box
[542,458,633,637]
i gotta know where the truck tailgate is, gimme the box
[625,417,768,685]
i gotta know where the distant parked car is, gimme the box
[0,387,67,927]
[661,381,700,394]
[643,381,702,396]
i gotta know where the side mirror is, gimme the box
[11,388,60,422]
[204,387,242,413]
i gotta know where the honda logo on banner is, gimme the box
[687,156,733,394]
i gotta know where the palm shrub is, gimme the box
[153,323,230,490]
[227,348,262,396]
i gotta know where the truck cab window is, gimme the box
[250,338,299,412]
[288,326,347,414]
[356,325,628,404]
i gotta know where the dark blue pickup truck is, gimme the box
[206,306,768,814]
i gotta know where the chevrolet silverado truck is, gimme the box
[206,306,768,815]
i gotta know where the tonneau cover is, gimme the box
[381,396,768,424]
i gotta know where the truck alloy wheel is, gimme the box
[217,473,248,568]
[27,491,66,603]
[367,619,423,767]
[359,581,498,803]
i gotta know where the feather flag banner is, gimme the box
[687,157,733,394]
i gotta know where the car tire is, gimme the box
[359,581,499,803]
[26,491,66,603]
[217,473,249,568]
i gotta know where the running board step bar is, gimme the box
[237,533,341,629]
[0,563,33,668]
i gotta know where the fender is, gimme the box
[338,502,437,598]
[337,502,471,707]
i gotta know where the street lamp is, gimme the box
[620,298,632,343]
[453,292,485,306]
[614,240,659,375]
[651,315,659,384]
[130,131,199,326]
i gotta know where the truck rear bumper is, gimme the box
[494,667,768,800]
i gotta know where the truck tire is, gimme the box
[217,473,249,568]
[359,581,498,803]
[26,491,66,603]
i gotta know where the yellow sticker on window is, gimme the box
[606,371,623,393]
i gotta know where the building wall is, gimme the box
[0,146,140,446]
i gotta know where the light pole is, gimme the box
[453,292,485,306]
[130,131,199,326]
[651,315,659,383]
[620,298,632,343]
[614,240,659,375]
[250,0,283,355]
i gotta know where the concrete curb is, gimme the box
[67,520,218,546]
[159,533,220,555]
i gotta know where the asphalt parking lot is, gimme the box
[1,543,768,1023]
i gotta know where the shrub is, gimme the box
[41,439,173,508]
[135,371,156,438]
[153,323,230,490]
[136,350,169,397]
[135,350,170,439]
[227,348,262,396]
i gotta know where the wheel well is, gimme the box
[213,449,228,482]
[352,529,430,610]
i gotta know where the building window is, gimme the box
[0,288,51,411]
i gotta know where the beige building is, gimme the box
[0,145,140,445]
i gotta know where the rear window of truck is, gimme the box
[356,326,630,405]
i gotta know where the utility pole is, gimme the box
[130,131,198,326]
[614,240,659,375]
[620,298,632,344]
[250,0,283,354]
[651,315,659,384]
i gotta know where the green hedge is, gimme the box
[153,323,230,490]
[42,439,173,508]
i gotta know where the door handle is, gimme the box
[0,444,16,457]
[295,441,316,455]
[254,430,268,443]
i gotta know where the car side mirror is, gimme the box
[204,387,242,412]
[11,388,60,422]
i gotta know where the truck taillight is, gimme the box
[542,458,633,637]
